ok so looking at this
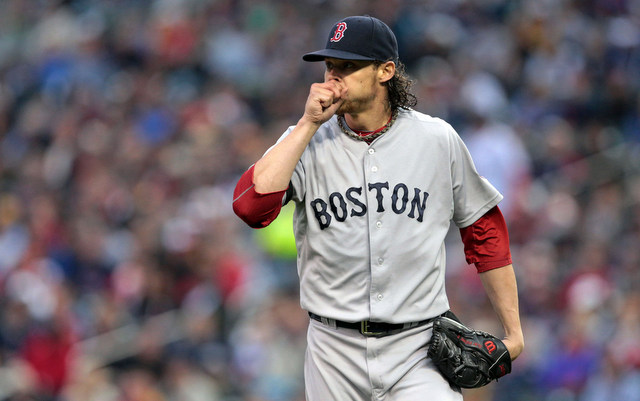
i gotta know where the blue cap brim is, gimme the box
[302,49,376,62]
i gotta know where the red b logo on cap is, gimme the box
[330,22,347,42]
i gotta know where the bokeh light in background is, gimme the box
[0,1,638,400]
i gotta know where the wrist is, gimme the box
[298,114,324,129]
[295,116,324,141]
[504,324,524,343]
[502,333,524,360]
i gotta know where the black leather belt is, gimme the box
[308,312,435,337]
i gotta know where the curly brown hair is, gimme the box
[375,60,418,111]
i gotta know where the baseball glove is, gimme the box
[427,315,511,388]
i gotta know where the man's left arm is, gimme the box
[479,264,524,360]
[459,206,524,360]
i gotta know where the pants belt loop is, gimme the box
[321,316,337,329]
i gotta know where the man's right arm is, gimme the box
[252,81,347,193]
[252,118,323,193]
[233,81,347,227]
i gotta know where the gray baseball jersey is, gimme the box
[269,108,502,324]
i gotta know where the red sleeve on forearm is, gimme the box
[232,165,287,229]
[459,206,512,273]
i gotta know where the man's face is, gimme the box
[323,58,380,115]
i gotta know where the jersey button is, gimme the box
[375,221,382,228]
[378,257,384,265]
[377,294,384,301]
[371,166,378,172]
[368,148,375,154]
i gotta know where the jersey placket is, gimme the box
[363,146,388,320]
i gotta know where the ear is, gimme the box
[378,61,396,84]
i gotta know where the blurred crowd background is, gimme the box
[0,0,638,400]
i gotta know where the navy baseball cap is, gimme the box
[303,16,399,63]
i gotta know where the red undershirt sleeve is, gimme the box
[232,165,287,229]
[459,206,512,273]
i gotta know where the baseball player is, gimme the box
[233,15,524,400]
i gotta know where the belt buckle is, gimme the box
[360,320,379,336]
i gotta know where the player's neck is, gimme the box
[344,105,393,132]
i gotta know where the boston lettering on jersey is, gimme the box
[310,181,430,230]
